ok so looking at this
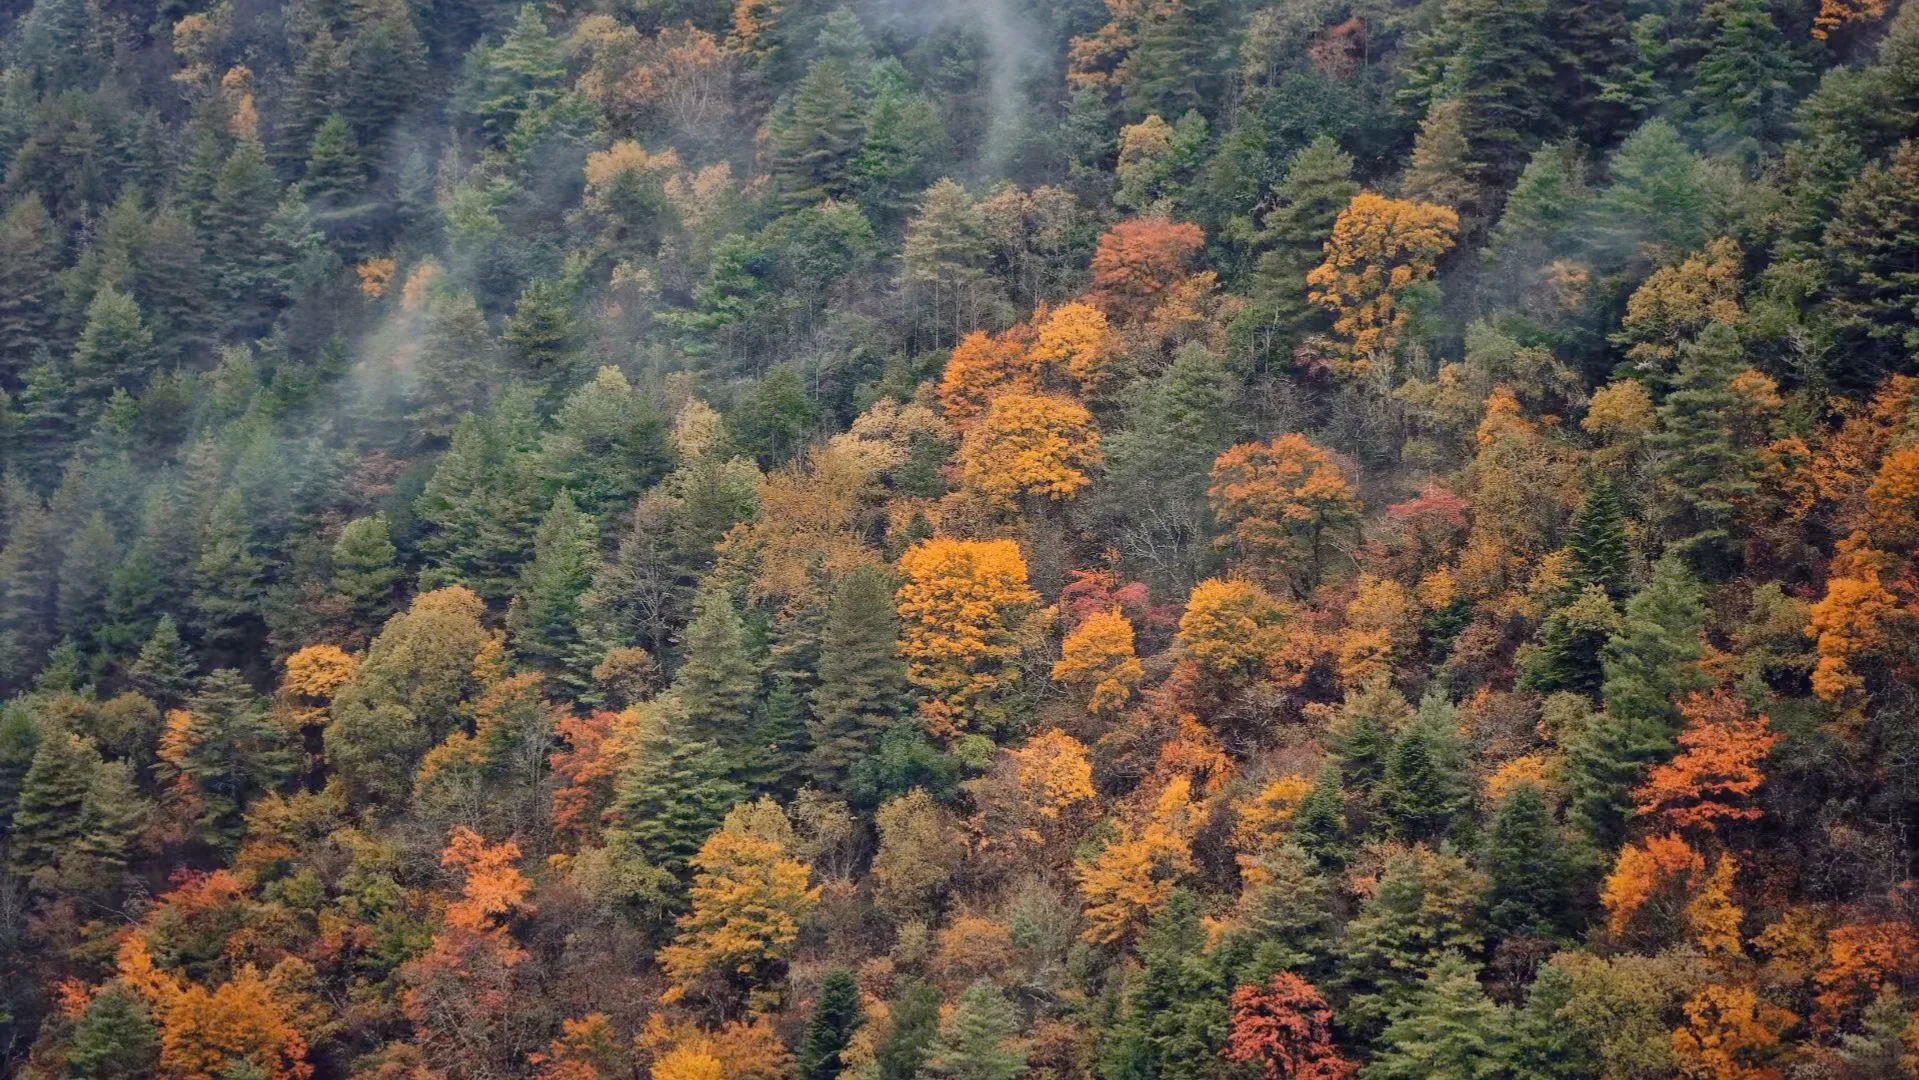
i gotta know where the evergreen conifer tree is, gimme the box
[799,969,866,1080]
[7,728,98,876]
[809,565,906,790]
[1481,784,1580,938]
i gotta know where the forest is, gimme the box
[4,0,1919,1072]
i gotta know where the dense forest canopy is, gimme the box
[5,0,1919,1073]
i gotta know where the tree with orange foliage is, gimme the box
[1085,218,1206,323]
[549,709,623,845]
[1669,983,1795,1080]
[1631,691,1777,833]
[531,1013,626,1080]
[1807,538,1902,704]
[157,965,313,1080]
[966,728,1097,859]
[1811,921,1919,1031]
[1221,972,1358,1080]
[1052,608,1145,714]
[658,798,820,1005]
[1812,0,1886,37]
[1076,775,1200,945]
[1209,434,1359,590]
[938,329,1038,424]
[1304,193,1458,375]
[1029,301,1121,392]
[637,1012,791,1080]
[895,538,1041,738]
[957,392,1102,508]
[1602,831,1706,939]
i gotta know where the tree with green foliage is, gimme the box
[1364,952,1513,1079]
[129,614,195,707]
[0,194,59,382]
[331,514,402,630]
[673,586,763,754]
[799,969,866,1080]
[809,565,907,790]
[927,981,1028,1080]
[57,511,117,643]
[1650,324,1758,579]
[1292,766,1350,870]
[730,367,821,467]
[876,980,943,1080]
[203,138,285,337]
[1481,784,1581,938]
[167,669,297,850]
[461,4,566,147]
[1126,0,1230,121]
[343,0,428,147]
[1097,889,1230,1080]
[7,727,97,876]
[65,986,158,1079]
[191,490,268,655]
[502,278,582,394]
[1337,848,1485,1037]
[1566,479,1632,601]
[413,290,498,444]
[1238,137,1359,347]
[1378,694,1470,842]
[1590,120,1708,268]
[1331,676,1414,804]
[67,285,154,427]
[605,696,746,874]
[1521,585,1624,697]
[62,757,147,891]
[1822,140,1919,374]
[1689,0,1805,153]
[537,366,670,516]
[508,491,599,683]
[774,60,866,212]
[0,499,60,682]
[415,389,546,599]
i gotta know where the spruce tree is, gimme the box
[173,668,297,851]
[774,60,865,211]
[1292,766,1350,869]
[64,757,147,890]
[129,614,195,707]
[203,138,283,337]
[462,4,566,147]
[1336,849,1484,1037]
[605,697,746,874]
[537,366,670,516]
[66,987,158,1079]
[875,980,942,1080]
[1240,137,1359,346]
[190,490,267,654]
[330,514,401,628]
[56,511,116,643]
[508,490,599,681]
[1481,784,1580,938]
[1378,694,1470,843]
[67,285,154,427]
[1125,0,1229,121]
[1330,676,1413,801]
[343,0,428,147]
[1590,120,1708,269]
[0,193,59,383]
[0,499,59,683]
[924,981,1026,1080]
[502,278,581,393]
[673,586,763,752]
[1565,479,1632,601]
[412,290,498,444]
[799,969,866,1080]
[1521,585,1623,697]
[1822,140,1919,375]
[1550,0,1636,148]
[1650,323,1757,579]
[1690,0,1804,152]
[1365,952,1514,1078]
[9,728,98,876]
[809,565,907,790]
[1601,555,1707,730]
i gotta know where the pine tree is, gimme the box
[856,62,940,229]
[1099,344,1239,585]
[0,193,59,383]
[799,968,866,1080]
[203,137,284,337]
[1481,784,1580,938]
[1690,0,1804,153]
[65,987,158,1079]
[1822,140,1919,375]
[67,285,154,426]
[1378,694,1470,843]
[330,514,401,628]
[412,289,498,444]
[132,206,213,359]
[1550,0,1636,148]
[537,365,669,516]
[1336,849,1485,1037]
[169,668,297,851]
[1590,120,1708,269]
[1411,0,1557,190]
[1520,585,1623,697]
[302,112,370,246]
[924,981,1026,1080]
[7,728,98,876]
[605,697,746,874]
[1239,136,1359,347]
[502,278,581,393]
[1650,324,1757,579]
[507,490,599,681]
[190,490,267,654]
[673,586,763,754]
[343,0,427,148]
[415,390,544,599]
[1331,676,1413,800]
[808,565,907,790]
[774,60,865,212]
[1292,766,1350,869]
[56,510,116,644]
[876,980,942,1080]
[1125,0,1230,121]
[129,614,195,707]
[462,3,565,147]
[1601,555,1708,729]
[1365,952,1513,1079]
[0,499,59,683]
[1234,842,1338,976]
[1566,479,1632,601]
[63,757,147,890]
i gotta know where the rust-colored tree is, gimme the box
[1220,972,1358,1080]
[1086,218,1206,323]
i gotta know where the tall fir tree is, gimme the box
[129,614,195,708]
[1650,323,1758,579]
[808,565,907,790]
[799,969,866,1080]
[0,194,59,384]
[1481,784,1581,938]
[168,668,298,851]
[774,60,866,212]
[673,586,763,754]
[507,490,599,684]
[7,728,98,876]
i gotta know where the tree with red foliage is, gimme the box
[1086,218,1206,323]
[1221,972,1358,1080]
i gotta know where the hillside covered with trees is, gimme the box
[6,0,1919,1073]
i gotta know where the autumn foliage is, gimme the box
[1221,973,1358,1080]
[1304,193,1458,373]
[1085,218,1206,323]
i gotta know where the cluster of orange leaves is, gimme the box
[1304,193,1458,375]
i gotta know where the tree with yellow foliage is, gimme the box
[957,392,1102,509]
[1175,577,1292,683]
[658,798,821,1005]
[938,329,1038,425]
[1052,608,1144,714]
[1076,775,1200,945]
[1029,301,1121,393]
[895,538,1041,738]
[966,728,1097,861]
[1669,983,1795,1080]
[1304,193,1457,375]
[157,965,313,1080]
[1209,434,1359,590]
